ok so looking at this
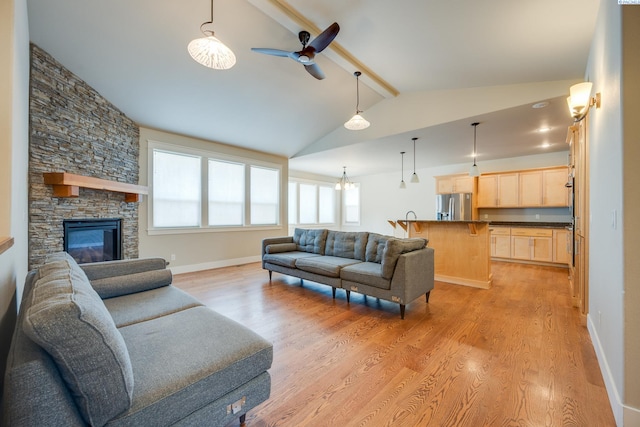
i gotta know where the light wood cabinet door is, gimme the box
[436,177,454,194]
[531,236,553,262]
[477,175,498,207]
[553,229,571,264]
[543,168,569,206]
[519,171,542,206]
[490,227,511,258]
[453,176,474,193]
[510,235,531,260]
[498,173,519,206]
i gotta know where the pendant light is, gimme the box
[335,166,354,191]
[469,122,481,177]
[410,137,420,183]
[399,151,406,189]
[188,0,236,70]
[344,71,370,130]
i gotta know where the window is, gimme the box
[288,179,337,226]
[152,150,201,228]
[299,183,317,224]
[250,166,279,225]
[149,141,281,231]
[343,185,360,225]
[208,159,244,226]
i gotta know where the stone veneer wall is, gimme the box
[29,44,140,269]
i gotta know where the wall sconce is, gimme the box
[567,82,601,122]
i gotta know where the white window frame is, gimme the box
[288,178,338,228]
[342,183,361,226]
[148,140,282,235]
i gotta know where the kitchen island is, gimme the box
[392,220,492,289]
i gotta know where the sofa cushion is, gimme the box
[295,256,362,278]
[265,242,297,254]
[324,231,368,260]
[263,251,320,268]
[381,238,428,279]
[365,233,390,263]
[293,228,328,254]
[23,252,134,427]
[340,262,391,290]
[104,286,203,328]
[111,307,272,426]
[89,269,173,299]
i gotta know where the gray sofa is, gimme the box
[3,252,272,427]
[262,228,435,319]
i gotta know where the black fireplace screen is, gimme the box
[63,219,122,264]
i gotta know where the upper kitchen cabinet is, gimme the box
[435,174,475,194]
[477,173,518,207]
[478,167,569,208]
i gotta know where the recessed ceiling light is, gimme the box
[538,126,552,132]
[532,101,549,109]
[541,142,551,148]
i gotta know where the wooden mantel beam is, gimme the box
[43,172,148,202]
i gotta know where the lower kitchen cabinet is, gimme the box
[490,227,511,258]
[510,228,553,262]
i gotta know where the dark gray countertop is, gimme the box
[489,221,572,228]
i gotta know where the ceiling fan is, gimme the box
[251,22,340,80]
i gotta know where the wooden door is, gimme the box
[477,175,498,207]
[531,236,553,262]
[498,173,519,206]
[511,235,531,260]
[543,168,569,206]
[519,171,542,206]
[553,229,571,265]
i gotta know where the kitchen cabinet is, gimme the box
[490,227,511,258]
[436,175,474,194]
[477,173,518,207]
[543,168,569,206]
[510,228,553,262]
[553,228,571,265]
[518,171,542,206]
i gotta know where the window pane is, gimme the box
[299,183,317,224]
[153,150,201,227]
[208,160,244,226]
[251,166,279,225]
[344,186,360,224]
[318,186,335,223]
[288,182,297,224]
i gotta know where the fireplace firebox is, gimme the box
[63,219,122,264]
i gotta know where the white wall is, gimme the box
[0,0,30,401]
[352,151,569,237]
[138,127,289,274]
[583,1,626,424]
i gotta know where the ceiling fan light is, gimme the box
[344,114,370,130]
[188,35,236,70]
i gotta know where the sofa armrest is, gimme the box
[80,258,171,299]
[261,236,294,259]
[389,247,435,303]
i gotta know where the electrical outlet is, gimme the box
[484,214,488,219]
[170,254,176,261]
[535,214,540,219]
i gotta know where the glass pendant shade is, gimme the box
[344,114,370,130]
[469,164,480,177]
[188,35,236,69]
[399,151,406,189]
[344,71,370,130]
[335,167,354,190]
[410,172,420,183]
[188,0,235,70]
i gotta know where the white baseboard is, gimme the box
[625,405,640,427]
[168,255,262,275]
[587,313,624,426]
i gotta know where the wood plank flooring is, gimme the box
[173,261,615,427]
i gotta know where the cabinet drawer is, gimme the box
[510,228,553,237]
[490,227,511,236]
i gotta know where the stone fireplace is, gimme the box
[63,219,122,264]
[28,44,141,269]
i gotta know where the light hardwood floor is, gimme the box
[173,261,615,427]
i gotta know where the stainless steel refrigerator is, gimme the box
[435,193,472,220]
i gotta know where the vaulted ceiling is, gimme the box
[26,0,599,177]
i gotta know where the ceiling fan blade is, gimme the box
[308,22,340,53]
[304,63,325,80]
[251,48,292,58]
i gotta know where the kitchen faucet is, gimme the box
[406,210,417,221]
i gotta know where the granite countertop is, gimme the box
[488,221,572,228]
[397,219,490,224]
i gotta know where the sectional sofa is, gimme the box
[3,252,273,426]
[262,228,435,319]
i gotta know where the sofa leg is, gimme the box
[400,304,405,319]
[332,287,336,299]
[239,413,246,426]
[425,291,431,303]
[268,270,272,281]
[345,290,351,303]
[300,279,303,286]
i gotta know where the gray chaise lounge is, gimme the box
[262,228,435,319]
[3,252,272,426]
